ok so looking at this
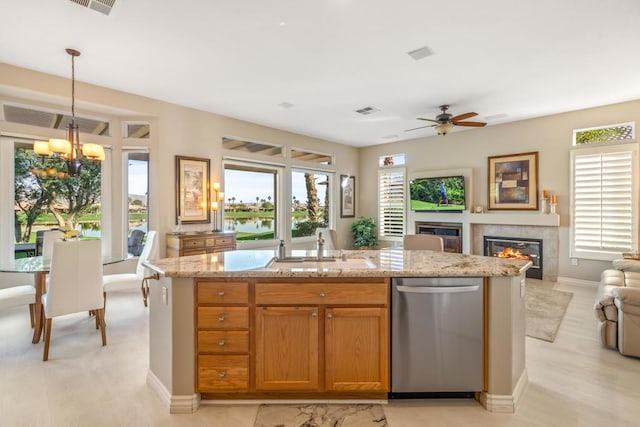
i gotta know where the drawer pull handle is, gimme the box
[218,340,225,347]
[219,371,226,379]
[319,292,326,297]
[218,291,225,297]
[218,315,225,322]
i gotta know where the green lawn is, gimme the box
[410,200,465,211]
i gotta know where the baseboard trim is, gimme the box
[479,368,528,413]
[201,399,388,405]
[557,276,599,287]
[146,370,200,414]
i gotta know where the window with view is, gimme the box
[13,140,102,259]
[291,170,330,238]
[223,163,278,241]
[126,152,149,256]
[571,123,637,260]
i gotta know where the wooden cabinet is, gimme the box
[195,278,389,397]
[196,281,249,393]
[254,279,389,394]
[255,306,319,391]
[166,232,236,257]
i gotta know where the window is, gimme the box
[223,162,279,241]
[378,168,405,238]
[571,142,638,260]
[291,170,330,238]
[13,138,103,258]
[574,123,634,145]
[125,151,149,255]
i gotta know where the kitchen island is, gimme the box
[143,248,530,414]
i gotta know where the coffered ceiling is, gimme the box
[1,0,640,147]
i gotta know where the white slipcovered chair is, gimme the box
[42,230,63,262]
[0,283,36,327]
[102,230,158,307]
[403,234,444,251]
[42,239,106,361]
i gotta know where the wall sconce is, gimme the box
[211,182,224,232]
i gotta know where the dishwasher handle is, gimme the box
[395,284,480,294]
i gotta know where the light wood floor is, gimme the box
[1,282,639,426]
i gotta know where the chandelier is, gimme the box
[32,48,104,178]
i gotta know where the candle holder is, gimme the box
[550,203,557,215]
[540,197,548,214]
[211,182,224,232]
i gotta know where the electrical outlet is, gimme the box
[571,258,579,266]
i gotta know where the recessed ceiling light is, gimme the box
[382,134,399,140]
[485,113,508,121]
[279,21,286,27]
[407,46,433,61]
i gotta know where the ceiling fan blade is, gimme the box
[453,121,487,127]
[450,112,478,122]
[417,117,440,124]
[405,124,435,132]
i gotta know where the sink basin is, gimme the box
[267,257,376,270]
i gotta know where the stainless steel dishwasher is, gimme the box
[390,277,483,398]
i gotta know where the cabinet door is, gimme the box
[255,307,319,391]
[325,307,389,391]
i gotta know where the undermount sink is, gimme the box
[267,256,376,270]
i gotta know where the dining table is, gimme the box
[0,254,129,344]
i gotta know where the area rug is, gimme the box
[253,404,388,427]
[525,283,573,342]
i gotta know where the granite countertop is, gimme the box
[143,249,531,278]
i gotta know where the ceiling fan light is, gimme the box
[436,123,454,135]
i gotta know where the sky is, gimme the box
[128,160,148,195]
[224,169,327,205]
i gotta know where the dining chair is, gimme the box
[103,230,158,308]
[0,283,36,327]
[403,234,444,251]
[42,239,106,361]
[41,230,63,262]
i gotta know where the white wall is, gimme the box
[358,99,640,282]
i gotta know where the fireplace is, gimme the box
[484,236,543,279]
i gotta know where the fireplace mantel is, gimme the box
[411,211,560,227]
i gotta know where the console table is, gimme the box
[166,232,236,257]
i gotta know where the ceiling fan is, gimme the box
[406,105,487,135]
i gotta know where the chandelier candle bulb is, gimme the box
[218,191,224,201]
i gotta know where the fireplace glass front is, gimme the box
[484,236,543,279]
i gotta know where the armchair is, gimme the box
[594,259,640,357]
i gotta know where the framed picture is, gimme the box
[488,151,538,210]
[340,175,355,218]
[175,155,210,223]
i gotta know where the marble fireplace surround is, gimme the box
[413,212,560,282]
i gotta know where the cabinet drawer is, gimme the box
[198,330,249,353]
[182,248,206,256]
[198,355,248,391]
[215,237,235,246]
[255,282,388,305]
[183,238,205,249]
[198,282,248,304]
[198,307,249,329]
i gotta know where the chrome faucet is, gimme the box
[317,232,325,261]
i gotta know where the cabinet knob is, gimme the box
[327,313,333,319]
[311,312,318,318]
[319,292,326,297]
[217,291,225,297]
[218,340,225,347]
[218,315,225,322]
[219,371,226,379]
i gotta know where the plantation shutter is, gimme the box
[378,168,405,237]
[571,145,637,259]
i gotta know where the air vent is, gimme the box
[278,102,295,109]
[407,46,433,61]
[69,0,116,16]
[355,106,380,115]
[382,134,399,140]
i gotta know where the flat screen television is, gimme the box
[410,175,466,212]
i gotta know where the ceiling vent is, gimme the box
[407,46,433,61]
[355,106,380,115]
[69,0,116,16]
